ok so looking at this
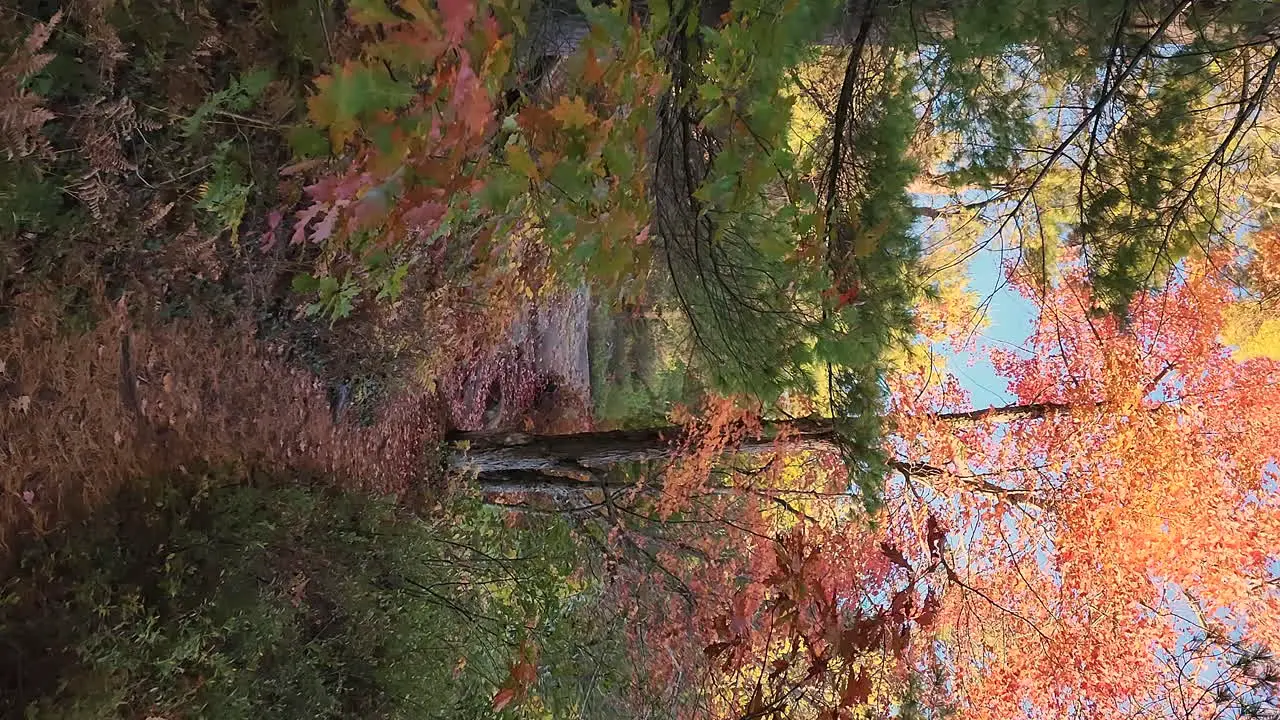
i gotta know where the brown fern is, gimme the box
[68,170,125,220]
[74,96,159,175]
[67,96,165,219]
[69,0,126,85]
[0,11,62,161]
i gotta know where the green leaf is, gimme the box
[292,273,320,294]
[602,137,635,181]
[308,63,414,144]
[288,126,331,159]
[230,69,274,111]
[376,262,411,301]
[480,169,525,212]
[505,143,538,180]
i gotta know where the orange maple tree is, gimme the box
[560,256,1280,719]
[876,257,1280,718]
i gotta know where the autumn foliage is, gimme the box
[550,255,1280,719]
[869,259,1280,717]
[7,0,1280,717]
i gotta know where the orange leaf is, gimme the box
[550,96,595,130]
[511,658,537,686]
[583,47,605,85]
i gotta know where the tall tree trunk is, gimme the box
[524,0,1236,60]
[449,401,1071,493]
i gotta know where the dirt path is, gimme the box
[0,291,446,558]
[531,286,592,399]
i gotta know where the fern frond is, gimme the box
[0,11,63,160]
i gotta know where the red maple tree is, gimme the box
[476,257,1280,718]
[881,259,1280,718]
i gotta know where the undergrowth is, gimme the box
[0,473,629,718]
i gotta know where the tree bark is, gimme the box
[524,0,1239,60]
[450,418,838,476]
[449,401,1072,489]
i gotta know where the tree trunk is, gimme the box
[524,1,1238,60]
[449,401,1071,492]
[450,418,838,475]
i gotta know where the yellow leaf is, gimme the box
[505,143,538,180]
[550,96,595,130]
[854,217,891,257]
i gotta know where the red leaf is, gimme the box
[838,616,882,658]
[438,0,474,45]
[890,588,913,619]
[879,541,912,573]
[450,60,492,138]
[915,591,941,629]
[704,641,734,659]
[889,624,911,658]
[491,687,517,713]
[401,200,446,232]
[311,205,341,244]
[926,514,946,560]
[840,669,871,708]
[260,210,285,250]
[291,202,326,245]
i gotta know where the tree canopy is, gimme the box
[3,0,1280,717]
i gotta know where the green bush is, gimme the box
[0,475,624,719]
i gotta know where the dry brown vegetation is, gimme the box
[0,285,447,560]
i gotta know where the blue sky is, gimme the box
[940,241,1038,406]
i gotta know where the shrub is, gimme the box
[0,474,622,718]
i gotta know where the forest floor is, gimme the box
[0,0,604,563]
[532,286,593,403]
[0,282,450,558]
